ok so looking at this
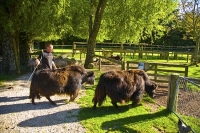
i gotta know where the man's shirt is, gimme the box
[37,50,54,69]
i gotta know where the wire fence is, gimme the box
[169,76,200,133]
[178,77,200,118]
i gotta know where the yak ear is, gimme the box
[87,71,94,77]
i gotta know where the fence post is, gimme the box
[185,66,188,77]
[72,43,76,57]
[126,62,129,70]
[80,52,82,60]
[167,73,180,112]
[154,64,157,81]
[121,61,125,70]
[98,58,101,71]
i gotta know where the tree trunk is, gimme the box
[19,32,30,69]
[194,37,200,65]
[84,0,108,68]
[2,29,16,74]
[12,31,21,74]
[0,29,2,73]
[191,36,200,65]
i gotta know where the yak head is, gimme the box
[145,80,157,98]
[81,71,95,85]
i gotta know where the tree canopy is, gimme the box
[0,0,180,72]
[0,0,72,41]
[0,0,178,42]
[178,0,200,64]
[67,0,178,43]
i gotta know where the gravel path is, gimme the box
[0,73,86,133]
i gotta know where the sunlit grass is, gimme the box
[77,70,200,133]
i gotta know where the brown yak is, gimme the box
[29,65,95,105]
[92,69,157,109]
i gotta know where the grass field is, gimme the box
[77,71,200,133]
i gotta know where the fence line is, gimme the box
[94,55,125,71]
[126,61,188,83]
[177,77,200,118]
[167,73,199,133]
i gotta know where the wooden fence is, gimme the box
[72,47,193,63]
[126,61,188,83]
[94,55,125,70]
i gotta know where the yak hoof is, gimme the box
[130,102,141,108]
[31,99,36,105]
[111,101,119,108]
[69,99,75,102]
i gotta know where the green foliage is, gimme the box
[144,27,195,46]
[0,0,179,42]
[178,0,200,39]
[67,0,91,39]
[97,0,178,43]
[178,0,200,63]
[0,0,73,41]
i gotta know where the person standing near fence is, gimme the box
[35,42,57,69]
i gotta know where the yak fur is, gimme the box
[92,69,157,109]
[29,65,95,105]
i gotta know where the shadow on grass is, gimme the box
[78,100,171,133]
[78,104,143,120]
[100,109,170,133]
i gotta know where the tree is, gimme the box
[0,0,71,74]
[0,0,22,74]
[0,0,179,72]
[80,0,178,68]
[178,0,200,65]
[84,0,108,68]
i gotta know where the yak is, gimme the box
[109,55,123,61]
[92,69,157,109]
[29,65,95,105]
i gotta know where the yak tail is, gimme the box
[29,75,40,99]
[29,80,34,99]
[92,75,106,107]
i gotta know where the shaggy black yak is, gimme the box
[29,65,95,105]
[109,55,122,61]
[92,69,157,109]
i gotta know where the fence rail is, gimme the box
[126,61,188,83]
[94,55,125,70]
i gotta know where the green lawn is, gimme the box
[77,70,200,133]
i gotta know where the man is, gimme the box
[35,43,57,69]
